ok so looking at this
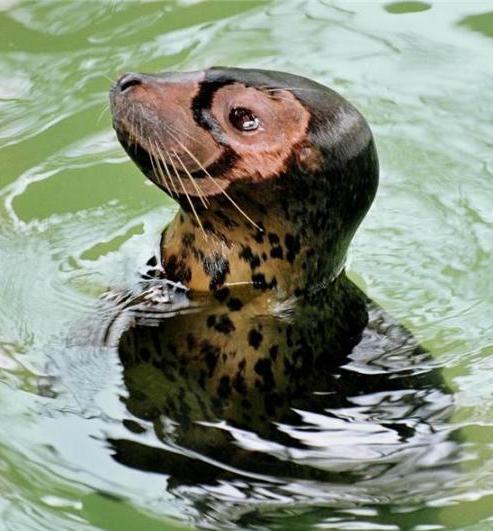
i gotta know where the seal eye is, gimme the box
[229,107,260,132]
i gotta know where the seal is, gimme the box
[106,69,453,511]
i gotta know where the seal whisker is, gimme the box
[131,104,139,157]
[124,104,137,152]
[138,112,144,149]
[148,140,172,197]
[173,150,209,209]
[154,141,180,197]
[145,91,209,149]
[148,139,170,194]
[163,129,209,208]
[102,73,115,84]
[169,136,261,231]
[96,104,110,125]
[168,150,206,237]
[163,121,210,150]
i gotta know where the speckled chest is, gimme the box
[159,206,308,295]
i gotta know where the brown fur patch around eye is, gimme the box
[209,85,312,182]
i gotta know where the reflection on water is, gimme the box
[103,270,455,527]
[1,1,493,529]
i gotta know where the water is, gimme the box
[0,1,492,529]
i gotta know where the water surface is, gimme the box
[1,1,492,529]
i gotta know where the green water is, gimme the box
[0,1,492,529]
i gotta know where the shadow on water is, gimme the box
[103,271,458,527]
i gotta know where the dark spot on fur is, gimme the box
[214,287,230,302]
[252,273,277,291]
[215,210,239,228]
[227,297,243,311]
[233,368,247,395]
[239,246,261,270]
[269,345,279,361]
[165,254,192,284]
[201,341,220,377]
[186,333,196,350]
[206,314,216,328]
[252,272,266,289]
[146,256,157,267]
[270,246,283,259]
[253,221,266,243]
[248,328,263,349]
[285,233,301,263]
[255,358,275,392]
[214,314,235,334]
[182,232,195,247]
[203,220,214,232]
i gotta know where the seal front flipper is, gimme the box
[101,255,191,346]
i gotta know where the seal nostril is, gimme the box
[118,73,143,92]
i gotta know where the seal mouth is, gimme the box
[109,72,235,201]
[112,115,235,202]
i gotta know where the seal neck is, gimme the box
[160,194,345,296]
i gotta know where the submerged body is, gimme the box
[107,68,453,518]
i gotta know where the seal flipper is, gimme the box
[101,256,190,346]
